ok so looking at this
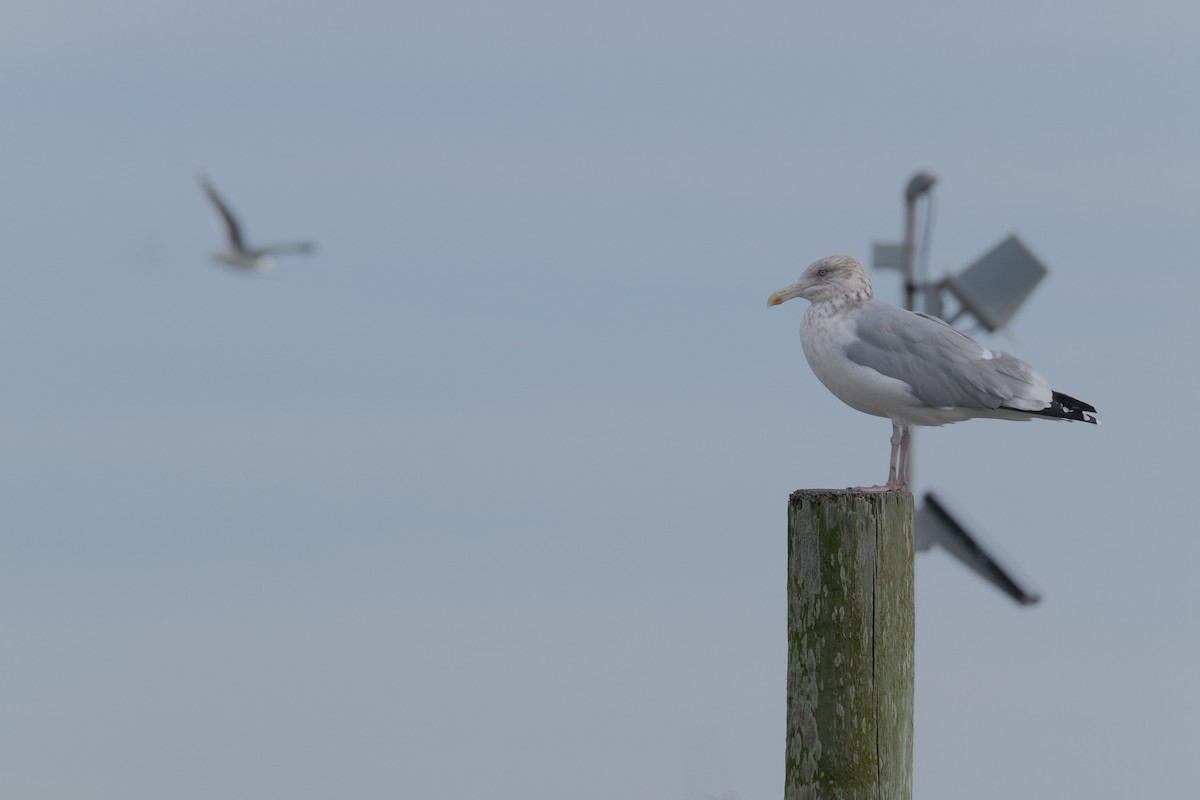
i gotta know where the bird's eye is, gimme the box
[817,268,828,276]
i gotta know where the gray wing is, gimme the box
[258,241,316,255]
[198,174,247,253]
[845,301,1048,410]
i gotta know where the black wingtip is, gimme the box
[1051,390,1096,414]
[1050,390,1098,424]
[1003,390,1098,423]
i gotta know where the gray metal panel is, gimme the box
[873,241,904,270]
[917,491,1041,605]
[943,234,1047,331]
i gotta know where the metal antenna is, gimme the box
[873,171,1045,605]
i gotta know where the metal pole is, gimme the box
[900,173,936,491]
[902,172,936,313]
[903,194,918,313]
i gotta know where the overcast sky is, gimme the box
[3,2,1197,798]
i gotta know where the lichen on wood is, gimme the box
[785,490,914,800]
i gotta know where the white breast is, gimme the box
[800,303,930,422]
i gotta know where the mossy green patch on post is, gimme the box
[785,490,914,800]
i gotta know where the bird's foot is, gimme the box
[850,481,908,493]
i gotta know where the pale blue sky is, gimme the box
[2,2,1197,798]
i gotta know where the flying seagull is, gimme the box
[769,255,1096,492]
[199,174,315,273]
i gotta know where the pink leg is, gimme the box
[853,422,908,492]
[895,424,912,488]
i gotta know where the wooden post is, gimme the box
[785,490,915,800]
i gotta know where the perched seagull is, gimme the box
[199,174,315,273]
[769,255,1097,492]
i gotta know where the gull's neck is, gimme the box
[812,286,873,316]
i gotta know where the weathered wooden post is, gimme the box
[785,490,915,800]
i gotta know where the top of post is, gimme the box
[789,488,912,503]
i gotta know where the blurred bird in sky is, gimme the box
[198,173,315,273]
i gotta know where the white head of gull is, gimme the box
[769,254,1096,492]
